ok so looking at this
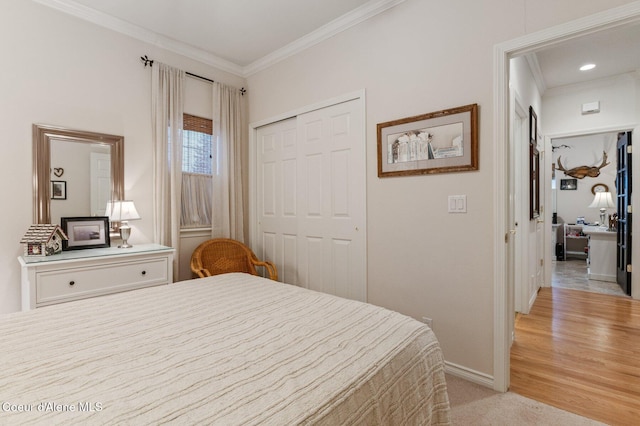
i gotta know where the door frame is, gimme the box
[247,89,367,280]
[493,3,640,392]
[512,95,526,314]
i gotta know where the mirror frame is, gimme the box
[33,124,124,224]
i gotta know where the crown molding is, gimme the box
[243,0,406,76]
[32,0,245,76]
[524,53,547,95]
[33,0,405,78]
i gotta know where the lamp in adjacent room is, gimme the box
[588,191,615,227]
[106,200,141,248]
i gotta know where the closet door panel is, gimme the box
[254,97,366,301]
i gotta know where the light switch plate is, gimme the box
[448,195,467,213]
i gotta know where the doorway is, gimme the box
[494,3,640,392]
[551,131,631,297]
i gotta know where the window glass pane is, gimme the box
[183,130,212,175]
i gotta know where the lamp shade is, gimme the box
[106,200,141,222]
[588,192,615,209]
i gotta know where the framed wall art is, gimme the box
[51,180,67,200]
[377,103,478,177]
[560,178,577,190]
[61,216,110,250]
[529,144,540,219]
[529,106,539,220]
[529,106,537,143]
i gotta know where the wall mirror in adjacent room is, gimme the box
[33,124,124,226]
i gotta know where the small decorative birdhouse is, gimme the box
[21,224,68,257]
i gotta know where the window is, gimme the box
[181,114,213,228]
[183,114,213,175]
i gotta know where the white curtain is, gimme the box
[181,172,212,228]
[212,82,245,241]
[152,62,184,280]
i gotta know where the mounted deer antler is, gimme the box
[556,151,609,179]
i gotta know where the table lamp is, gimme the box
[106,200,141,248]
[588,192,615,227]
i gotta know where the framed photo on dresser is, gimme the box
[61,217,110,250]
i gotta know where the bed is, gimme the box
[0,273,451,425]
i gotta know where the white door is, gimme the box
[296,100,366,301]
[90,152,111,216]
[512,99,526,314]
[508,97,522,339]
[256,117,299,285]
[255,98,366,301]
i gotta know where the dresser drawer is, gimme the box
[36,257,169,305]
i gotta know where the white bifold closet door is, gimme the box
[255,98,366,302]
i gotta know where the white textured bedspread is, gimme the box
[1,273,450,425]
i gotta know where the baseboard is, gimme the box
[445,361,495,389]
[528,288,538,313]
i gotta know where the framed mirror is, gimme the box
[33,124,124,225]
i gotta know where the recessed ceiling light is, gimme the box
[580,63,596,71]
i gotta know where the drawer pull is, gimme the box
[141,270,147,276]
[69,281,75,286]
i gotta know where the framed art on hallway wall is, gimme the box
[529,106,540,220]
[530,144,540,219]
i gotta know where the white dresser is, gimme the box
[19,244,175,310]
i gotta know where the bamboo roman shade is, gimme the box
[183,113,212,134]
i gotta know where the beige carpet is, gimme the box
[446,374,606,425]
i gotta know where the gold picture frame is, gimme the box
[377,104,478,177]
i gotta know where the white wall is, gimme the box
[247,0,635,378]
[0,0,244,313]
[544,74,638,135]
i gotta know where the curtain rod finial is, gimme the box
[141,55,154,67]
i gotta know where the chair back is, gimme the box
[190,238,277,280]
[191,239,258,277]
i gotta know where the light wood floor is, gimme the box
[510,287,640,425]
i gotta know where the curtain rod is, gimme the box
[140,55,246,96]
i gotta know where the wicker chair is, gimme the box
[190,238,278,280]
